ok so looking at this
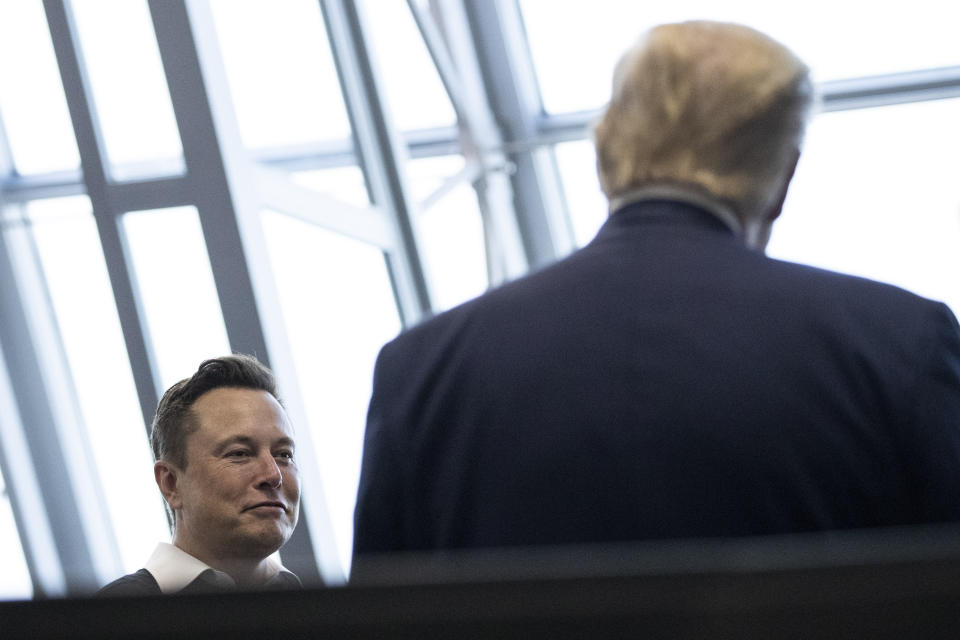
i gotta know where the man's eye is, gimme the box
[226,450,250,458]
[275,451,294,461]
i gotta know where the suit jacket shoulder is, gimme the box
[354,201,960,553]
[96,568,161,597]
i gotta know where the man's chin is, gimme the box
[233,524,292,558]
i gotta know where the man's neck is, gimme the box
[205,555,274,587]
[172,538,275,587]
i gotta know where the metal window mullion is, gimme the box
[457,0,573,267]
[255,167,395,248]
[416,0,529,285]
[110,175,194,213]
[820,66,960,111]
[0,211,102,594]
[149,0,334,584]
[0,194,66,598]
[149,0,273,357]
[0,174,86,204]
[405,1,469,120]
[255,127,462,174]
[0,338,65,598]
[43,0,162,434]
[320,0,431,324]
[532,67,960,144]
[0,108,15,179]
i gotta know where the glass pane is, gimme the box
[209,0,352,149]
[553,140,607,248]
[362,0,457,131]
[768,98,960,315]
[70,0,183,176]
[519,0,960,114]
[0,466,32,600]
[123,206,231,390]
[261,210,401,572]
[408,155,488,311]
[27,196,170,573]
[291,165,370,209]
[0,0,80,175]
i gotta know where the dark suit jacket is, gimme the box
[353,200,960,555]
[96,568,302,596]
[96,569,239,597]
[97,569,162,597]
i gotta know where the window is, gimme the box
[553,140,607,247]
[209,0,352,150]
[362,0,457,132]
[70,0,184,178]
[519,0,960,114]
[0,0,80,175]
[27,196,169,572]
[768,98,960,314]
[291,165,370,208]
[407,155,489,310]
[122,206,231,390]
[261,209,401,571]
[0,464,32,600]
[1,0,957,592]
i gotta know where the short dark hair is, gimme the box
[150,354,280,469]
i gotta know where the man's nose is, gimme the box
[255,452,283,489]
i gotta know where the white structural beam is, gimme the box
[0,210,119,594]
[819,66,960,111]
[44,0,162,434]
[0,104,14,180]
[456,0,576,266]
[410,0,529,285]
[0,340,66,598]
[537,66,960,145]
[0,198,66,598]
[320,0,431,325]
[255,167,395,249]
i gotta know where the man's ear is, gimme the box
[746,148,801,251]
[155,461,182,511]
[766,148,802,224]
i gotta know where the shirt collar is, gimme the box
[608,184,743,236]
[143,542,295,594]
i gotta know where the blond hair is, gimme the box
[594,21,814,222]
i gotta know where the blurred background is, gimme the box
[0,0,957,598]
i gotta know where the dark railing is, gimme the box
[6,524,960,639]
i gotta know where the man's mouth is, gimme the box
[244,501,287,513]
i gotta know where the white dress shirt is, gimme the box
[143,542,297,593]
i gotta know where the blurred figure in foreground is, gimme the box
[99,355,301,595]
[353,21,960,557]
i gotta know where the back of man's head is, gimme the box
[594,21,814,223]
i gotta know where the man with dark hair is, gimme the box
[353,21,960,556]
[99,354,302,596]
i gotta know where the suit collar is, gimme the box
[596,198,742,244]
[608,185,743,235]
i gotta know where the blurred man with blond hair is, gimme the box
[354,21,960,556]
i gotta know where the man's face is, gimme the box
[167,387,300,564]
